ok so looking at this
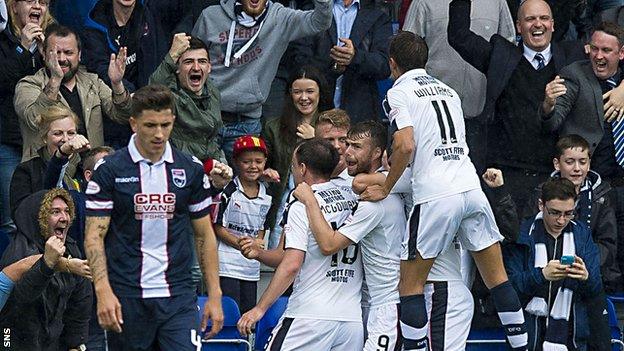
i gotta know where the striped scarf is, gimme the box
[525,213,576,350]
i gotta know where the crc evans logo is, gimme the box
[133,193,176,220]
[171,169,186,188]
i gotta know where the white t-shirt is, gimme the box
[339,193,404,307]
[283,182,362,322]
[215,178,271,281]
[385,69,480,205]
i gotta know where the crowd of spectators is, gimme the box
[0,0,623,349]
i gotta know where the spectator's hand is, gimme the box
[239,237,262,259]
[296,123,315,139]
[293,182,315,205]
[482,168,504,188]
[201,295,224,339]
[210,161,233,189]
[603,84,624,122]
[43,236,65,269]
[360,184,389,202]
[45,45,64,81]
[169,33,192,62]
[59,134,90,156]
[331,38,355,68]
[19,23,43,49]
[237,306,265,337]
[97,287,123,333]
[542,259,568,281]
[108,47,127,86]
[68,258,92,280]
[566,256,589,281]
[261,168,280,183]
[542,75,566,114]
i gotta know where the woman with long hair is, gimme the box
[261,65,331,243]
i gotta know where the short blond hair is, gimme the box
[36,105,80,141]
[316,109,351,130]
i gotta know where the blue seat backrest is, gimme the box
[254,296,288,350]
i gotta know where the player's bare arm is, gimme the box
[192,215,224,338]
[361,127,414,201]
[351,172,386,195]
[85,215,124,333]
[239,234,284,268]
[293,183,353,255]
[237,248,304,336]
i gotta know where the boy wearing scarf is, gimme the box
[504,177,602,350]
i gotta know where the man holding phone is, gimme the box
[503,177,602,350]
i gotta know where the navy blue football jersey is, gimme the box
[86,138,215,298]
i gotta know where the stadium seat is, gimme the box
[254,296,289,350]
[607,297,624,351]
[197,295,252,351]
[466,327,508,350]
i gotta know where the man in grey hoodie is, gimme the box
[192,0,333,164]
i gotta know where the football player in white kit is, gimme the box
[362,31,528,351]
[294,121,404,351]
[237,138,363,350]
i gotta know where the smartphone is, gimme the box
[560,255,574,265]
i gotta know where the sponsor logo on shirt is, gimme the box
[134,193,176,220]
[115,176,139,183]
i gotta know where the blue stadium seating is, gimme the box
[466,327,508,350]
[197,295,251,351]
[254,296,289,350]
[607,297,624,351]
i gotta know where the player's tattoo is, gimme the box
[43,80,60,101]
[85,216,111,284]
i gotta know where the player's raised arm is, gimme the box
[85,215,123,333]
[191,215,224,338]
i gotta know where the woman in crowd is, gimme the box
[0,0,54,232]
[261,65,331,247]
[9,106,87,218]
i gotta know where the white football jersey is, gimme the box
[283,182,362,322]
[339,193,404,308]
[385,69,480,205]
[330,168,355,196]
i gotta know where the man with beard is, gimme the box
[291,121,404,350]
[14,23,132,161]
[0,188,92,350]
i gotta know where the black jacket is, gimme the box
[294,0,392,123]
[82,0,166,92]
[523,170,622,293]
[0,26,43,146]
[9,147,78,220]
[448,0,586,125]
[0,191,92,350]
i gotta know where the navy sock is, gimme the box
[400,294,429,351]
[490,281,528,350]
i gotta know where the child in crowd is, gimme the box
[214,135,272,313]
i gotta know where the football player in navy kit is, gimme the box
[85,85,223,351]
